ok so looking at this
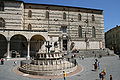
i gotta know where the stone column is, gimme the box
[67,39,71,53]
[27,41,30,59]
[6,41,11,58]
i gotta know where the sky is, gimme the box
[22,0,120,32]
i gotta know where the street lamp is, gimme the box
[84,12,90,51]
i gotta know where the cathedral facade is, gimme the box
[0,1,105,58]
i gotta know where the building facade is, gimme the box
[0,1,105,58]
[105,25,120,54]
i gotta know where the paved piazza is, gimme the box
[0,56,120,80]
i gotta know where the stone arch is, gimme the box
[0,34,7,58]
[10,34,27,58]
[30,35,46,57]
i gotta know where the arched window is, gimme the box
[78,26,82,38]
[0,2,4,11]
[46,11,49,19]
[0,18,5,27]
[28,10,32,18]
[28,24,32,30]
[92,15,95,21]
[63,12,66,20]
[78,14,81,21]
[92,26,96,38]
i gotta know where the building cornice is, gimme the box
[24,2,103,14]
[2,0,103,14]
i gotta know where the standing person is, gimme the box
[94,62,98,71]
[1,58,4,65]
[99,72,102,80]
[93,59,98,71]
[101,70,106,80]
[81,56,84,60]
[98,61,100,69]
[63,71,67,80]
[110,75,112,80]
[93,62,97,71]
[13,61,17,66]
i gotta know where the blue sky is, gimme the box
[22,0,120,32]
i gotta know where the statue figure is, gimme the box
[54,41,59,52]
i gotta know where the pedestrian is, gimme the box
[98,61,100,69]
[93,62,98,71]
[101,70,106,80]
[63,71,67,80]
[110,75,112,80]
[93,59,98,71]
[1,58,4,65]
[13,61,17,66]
[99,72,102,80]
[81,56,84,60]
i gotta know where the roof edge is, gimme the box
[25,2,103,11]
[2,0,103,12]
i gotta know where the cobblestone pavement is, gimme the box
[0,55,120,80]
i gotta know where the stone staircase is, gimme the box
[72,48,115,58]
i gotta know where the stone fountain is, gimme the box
[18,41,78,76]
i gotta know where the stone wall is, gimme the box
[0,1,24,30]
[0,1,105,50]
[24,3,105,49]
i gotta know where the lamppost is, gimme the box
[84,13,89,51]
[85,31,88,51]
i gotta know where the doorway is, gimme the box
[63,40,67,51]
